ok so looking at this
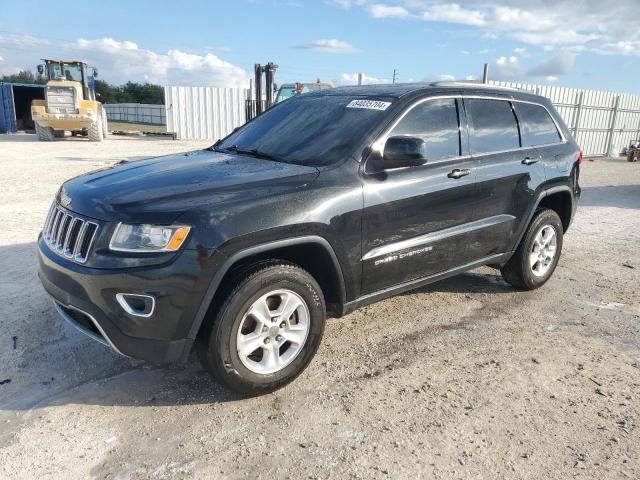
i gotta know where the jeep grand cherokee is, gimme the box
[38,82,581,394]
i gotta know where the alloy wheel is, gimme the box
[236,289,310,374]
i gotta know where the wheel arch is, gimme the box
[509,185,574,255]
[537,187,573,232]
[187,236,347,343]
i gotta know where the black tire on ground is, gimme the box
[501,208,564,290]
[198,261,326,395]
[53,130,65,138]
[628,152,636,162]
[88,112,103,142]
[35,123,55,141]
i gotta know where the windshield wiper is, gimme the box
[216,145,285,163]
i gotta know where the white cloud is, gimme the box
[335,72,391,85]
[423,3,486,27]
[0,34,248,86]
[596,40,640,56]
[488,50,576,81]
[491,55,522,79]
[526,50,575,77]
[300,39,359,54]
[325,0,365,8]
[68,37,248,86]
[369,4,409,18]
[329,0,640,57]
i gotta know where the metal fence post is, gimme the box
[606,95,621,156]
[572,91,584,138]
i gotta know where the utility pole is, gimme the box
[482,63,489,84]
[357,72,363,86]
[392,69,398,84]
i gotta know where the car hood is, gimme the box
[57,149,320,223]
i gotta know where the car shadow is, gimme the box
[578,185,640,209]
[398,269,514,297]
[0,241,242,414]
[0,243,511,413]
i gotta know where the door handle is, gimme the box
[448,168,471,179]
[522,156,541,165]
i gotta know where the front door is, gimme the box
[361,97,478,295]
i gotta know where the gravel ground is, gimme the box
[0,132,639,480]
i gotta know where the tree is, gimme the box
[1,70,165,105]
[95,80,164,105]
[0,70,46,84]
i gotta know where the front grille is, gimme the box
[46,86,77,114]
[42,203,99,263]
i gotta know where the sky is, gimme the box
[1,0,639,94]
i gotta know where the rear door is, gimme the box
[513,101,566,178]
[462,97,545,259]
[361,97,478,295]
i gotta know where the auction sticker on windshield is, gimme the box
[346,99,392,111]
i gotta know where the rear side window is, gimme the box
[516,102,562,146]
[389,98,460,160]
[465,98,520,154]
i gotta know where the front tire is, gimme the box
[198,262,326,395]
[88,112,104,142]
[501,208,564,290]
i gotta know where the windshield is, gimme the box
[48,62,83,82]
[275,86,296,103]
[218,95,393,166]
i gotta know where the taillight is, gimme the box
[577,149,583,165]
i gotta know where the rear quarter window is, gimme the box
[516,102,563,146]
[465,98,520,154]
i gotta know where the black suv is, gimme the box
[38,83,581,394]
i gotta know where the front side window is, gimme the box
[389,98,461,161]
[465,98,520,154]
[516,102,562,146]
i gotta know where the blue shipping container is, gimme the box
[0,82,46,133]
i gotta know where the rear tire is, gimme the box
[198,262,326,395]
[501,208,563,290]
[53,130,65,138]
[88,112,103,142]
[35,123,55,141]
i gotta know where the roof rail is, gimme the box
[431,81,525,92]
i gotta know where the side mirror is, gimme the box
[37,64,45,75]
[383,136,427,169]
[93,68,98,78]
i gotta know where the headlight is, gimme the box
[109,224,191,252]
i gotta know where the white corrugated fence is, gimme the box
[165,86,248,141]
[163,82,640,156]
[490,81,640,156]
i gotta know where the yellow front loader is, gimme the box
[31,59,107,141]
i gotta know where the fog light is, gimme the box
[116,293,155,318]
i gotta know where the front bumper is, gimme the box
[37,237,208,364]
[32,105,96,130]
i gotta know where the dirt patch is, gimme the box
[0,135,638,479]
